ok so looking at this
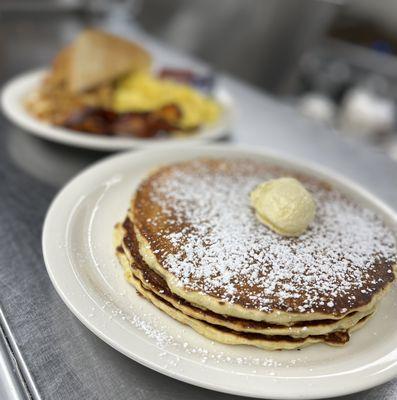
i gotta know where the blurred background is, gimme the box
[2,0,397,159]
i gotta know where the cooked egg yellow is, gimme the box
[113,71,221,129]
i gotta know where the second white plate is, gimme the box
[42,145,397,399]
[1,70,233,151]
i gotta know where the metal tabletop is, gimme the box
[1,12,397,400]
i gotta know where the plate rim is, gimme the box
[1,69,234,151]
[42,144,397,399]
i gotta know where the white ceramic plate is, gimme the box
[42,145,397,399]
[1,70,233,151]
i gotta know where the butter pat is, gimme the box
[250,177,316,237]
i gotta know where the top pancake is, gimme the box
[133,158,397,323]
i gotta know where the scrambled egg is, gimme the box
[113,71,221,129]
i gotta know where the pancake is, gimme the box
[115,220,376,338]
[115,240,372,350]
[132,159,397,324]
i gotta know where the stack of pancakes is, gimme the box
[114,159,397,350]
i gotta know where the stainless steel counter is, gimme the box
[1,12,397,400]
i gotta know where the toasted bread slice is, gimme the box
[45,45,73,87]
[68,29,151,92]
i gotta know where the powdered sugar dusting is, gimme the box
[138,159,397,314]
[101,295,299,370]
